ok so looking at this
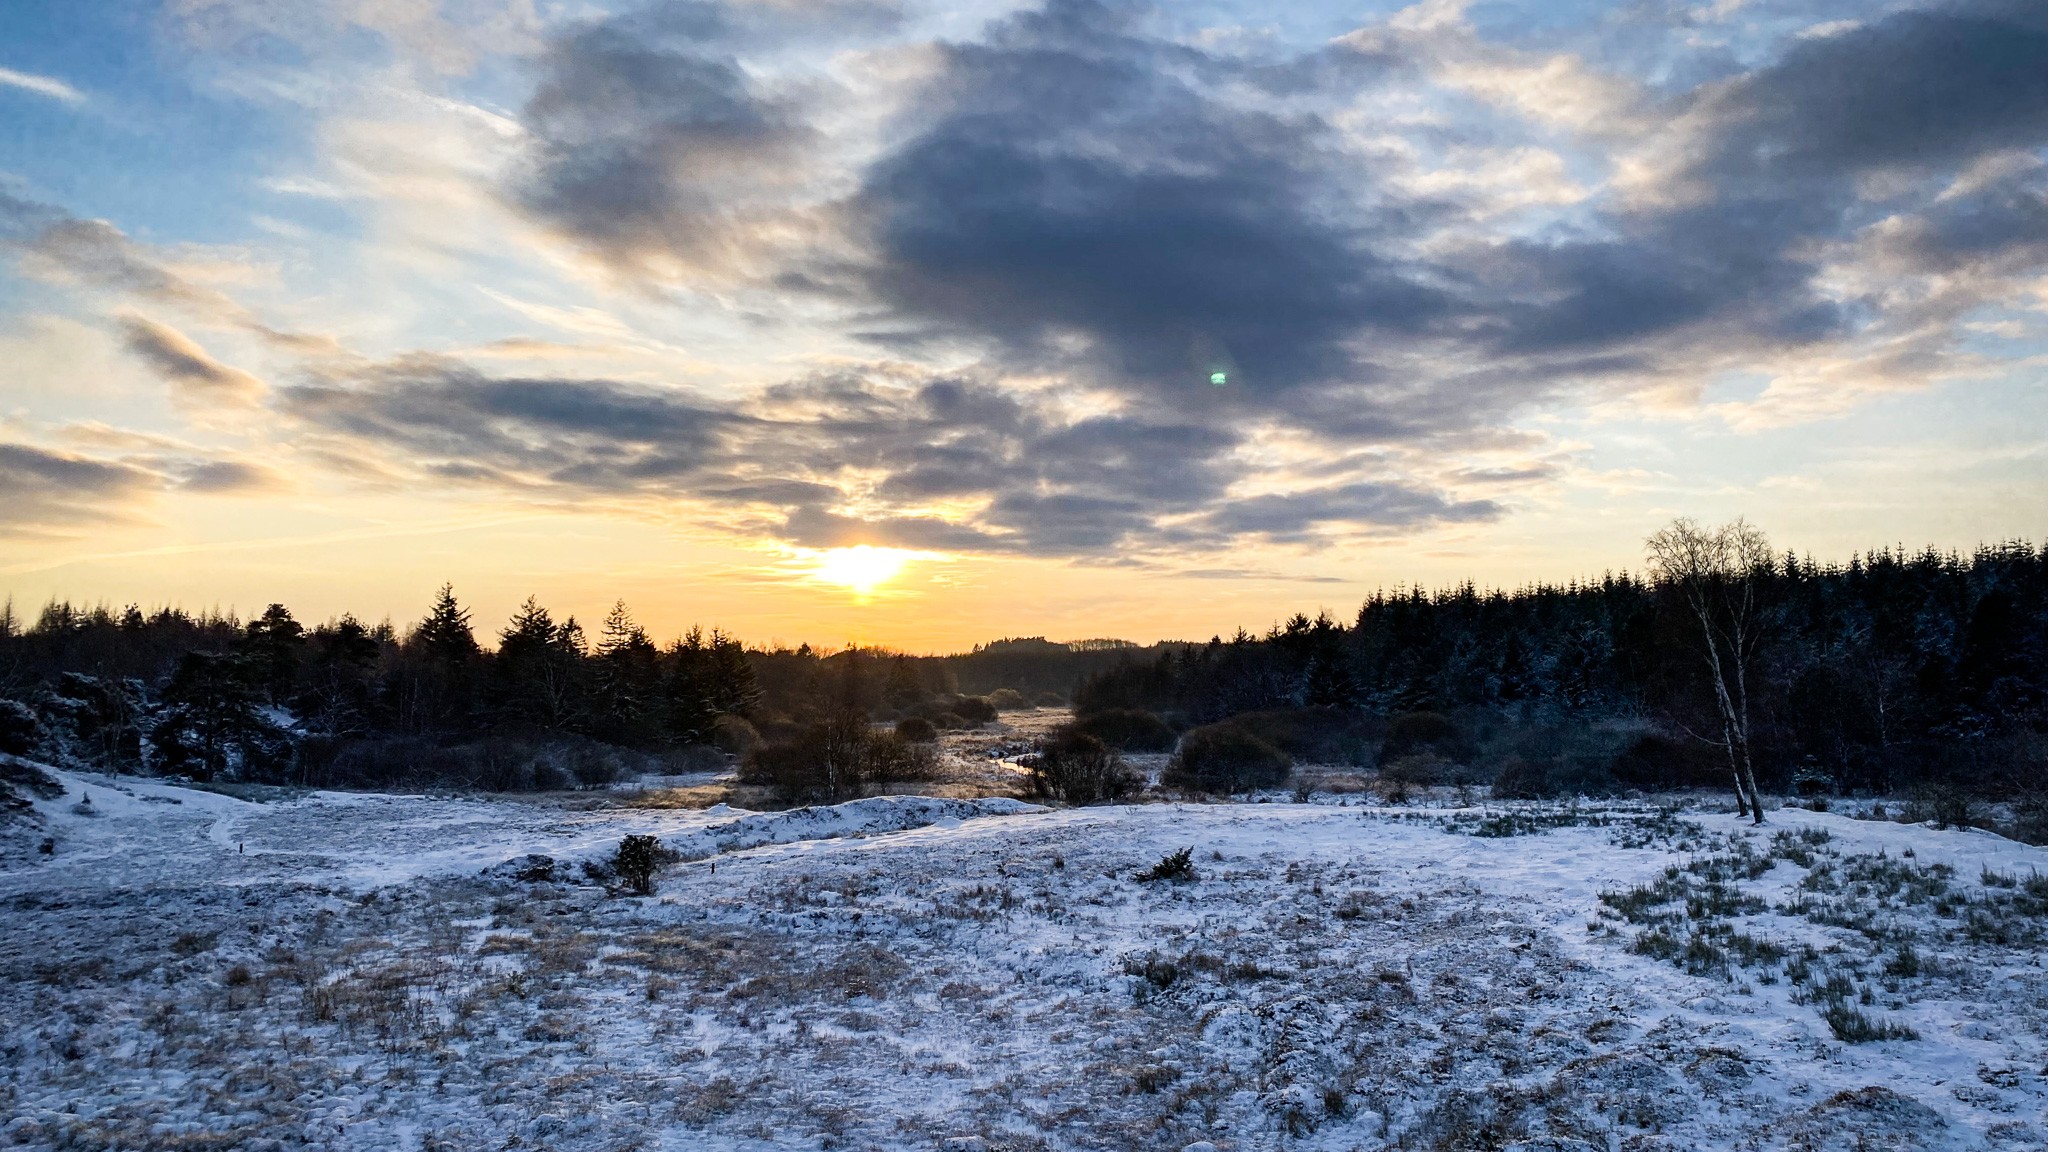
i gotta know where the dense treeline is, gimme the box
[1073,540,2048,807]
[0,587,1032,790]
[2,534,2043,811]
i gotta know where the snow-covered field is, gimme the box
[5,765,2048,1150]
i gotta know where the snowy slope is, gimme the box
[3,771,2047,1150]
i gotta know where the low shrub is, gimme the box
[1136,847,1195,882]
[710,714,761,757]
[1029,728,1139,804]
[1921,783,1974,830]
[864,730,940,788]
[663,744,728,774]
[742,713,935,803]
[894,716,938,743]
[1032,691,1067,708]
[1381,752,1487,788]
[949,696,999,725]
[987,688,1030,711]
[614,834,662,896]
[1608,732,1727,791]
[2011,794,2048,846]
[1220,707,1375,766]
[741,712,870,803]
[1380,711,1470,764]
[1491,753,1620,799]
[916,695,997,726]
[1068,708,1176,752]
[305,735,642,791]
[0,700,37,756]
[1165,723,1292,794]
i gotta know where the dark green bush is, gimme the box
[864,730,939,787]
[1165,724,1292,794]
[1068,708,1175,752]
[614,834,662,896]
[1136,846,1195,882]
[987,688,1030,711]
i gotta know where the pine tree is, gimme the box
[495,597,585,730]
[593,601,661,743]
[153,651,269,781]
[304,614,381,735]
[398,585,481,733]
[240,603,305,705]
[413,584,479,666]
[664,627,717,744]
[708,629,760,716]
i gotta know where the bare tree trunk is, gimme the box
[1692,599,1751,820]
[1654,517,1774,824]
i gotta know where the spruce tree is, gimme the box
[594,601,661,743]
[240,603,306,705]
[414,584,480,666]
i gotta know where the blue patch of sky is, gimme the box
[0,0,310,248]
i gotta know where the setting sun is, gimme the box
[808,545,915,596]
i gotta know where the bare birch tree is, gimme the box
[1646,518,1773,823]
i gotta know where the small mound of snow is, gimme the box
[660,795,1042,863]
[0,754,66,801]
[489,794,1044,880]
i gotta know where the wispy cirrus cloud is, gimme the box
[0,66,83,105]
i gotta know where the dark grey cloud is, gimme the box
[280,356,744,489]
[0,442,157,537]
[118,315,267,405]
[1708,4,2048,182]
[513,0,900,273]
[278,357,1495,555]
[1461,0,2048,364]
[852,0,1437,397]
[175,460,282,494]
[516,21,804,271]
[1197,481,1501,544]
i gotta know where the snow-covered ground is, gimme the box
[4,767,2048,1150]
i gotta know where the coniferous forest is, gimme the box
[3,539,2044,833]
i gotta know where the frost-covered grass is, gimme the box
[5,769,2048,1150]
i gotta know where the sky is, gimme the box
[1,0,2046,652]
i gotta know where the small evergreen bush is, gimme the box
[1137,846,1195,882]
[613,834,662,896]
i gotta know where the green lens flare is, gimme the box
[1210,371,1227,385]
